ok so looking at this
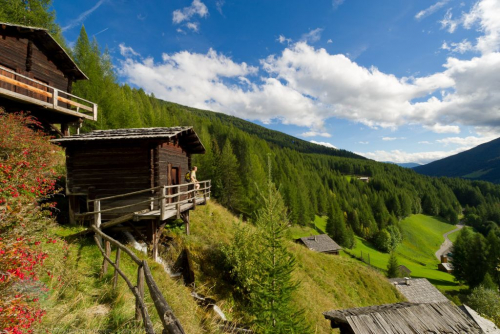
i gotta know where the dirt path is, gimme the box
[435,222,464,260]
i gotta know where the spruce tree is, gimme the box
[387,252,399,278]
[326,199,348,247]
[251,158,311,334]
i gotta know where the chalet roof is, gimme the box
[52,127,206,154]
[0,22,87,80]
[460,305,500,333]
[397,264,411,273]
[389,278,449,304]
[298,234,342,253]
[323,302,483,333]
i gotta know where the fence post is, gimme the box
[101,240,111,277]
[136,265,145,321]
[176,185,181,219]
[94,200,102,246]
[160,186,166,220]
[113,248,121,289]
[53,89,58,108]
[93,103,98,121]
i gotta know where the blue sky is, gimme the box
[52,0,500,164]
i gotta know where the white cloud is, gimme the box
[462,0,500,54]
[382,137,406,141]
[278,35,292,44]
[186,22,199,32]
[436,135,494,146]
[441,39,474,53]
[216,0,225,15]
[62,0,106,32]
[359,141,369,145]
[327,39,333,44]
[415,0,449,20]
[301,28,323,43]
[310,140,337,149]
[301,131,331,138]
[423,124,460,134]
[358,147,470,164]
[172,0,208,24]
[440,9,459,33]
[119,43,139,57]
[418,141,432,144]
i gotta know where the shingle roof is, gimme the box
[0,22,87,80]
[460,305,500,333]
[298,234,342,253]
[323,302,483,333]
[52,127,205,153]
[389,278,449,304]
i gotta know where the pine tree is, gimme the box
[387,252,399,278]
[326,198,348,247]
[218,139,242,210]
[251,158,311,334]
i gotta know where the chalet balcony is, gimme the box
[0,64,97,121]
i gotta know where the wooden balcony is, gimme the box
[0,65,97,121]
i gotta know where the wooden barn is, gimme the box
[0,22,97,134]
[296,234,342,255]
[323,302,483,333]
[53,127,211,259]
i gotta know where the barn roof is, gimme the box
[397,264,411,274]
[297,234,342,253]
[460,305,500,333]
[323,302,483,333]
[52,126,206,154]
[0,22,87,80]
[389,278,449,304]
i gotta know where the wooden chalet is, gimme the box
[296,234,342,255]
[323,302,483,334]
[439,254,454,273]
[0,22,97,134]
[53,127,211,260]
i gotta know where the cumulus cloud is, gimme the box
[186,22,199,32]
[310,140,337,149]
[436,135,495,146]
[327,39,333,44]
[382,137,406,141]
[119,43,139,57]
[440,9,459,33]
[118,1,500,137]
[301,131,331,138]
[358,147,471,164]
[441,39,474,53]
[415,0,449,20]
[419,141,432,144]
[172,0,208,24]
[278,35,292,44]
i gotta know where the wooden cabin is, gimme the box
[296,234,342,255]
[53,127,210,260]
[323,302,482,333]
[438,254,454,273]
[0,22,97,134]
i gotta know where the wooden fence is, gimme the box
[91,226,185,334]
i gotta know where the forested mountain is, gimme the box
[414,137,500,184]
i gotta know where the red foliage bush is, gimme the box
[0,111,63,333]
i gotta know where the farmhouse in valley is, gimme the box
[0,22,97,135]
[296,234,342,255]
[438,254,454,273]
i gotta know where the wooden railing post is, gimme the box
[113,248,121,289]
[93,103,98,121]
[94,200,102,246]
[176,185,181,219]
[101,240,111,277]
[160,186,166,220]
[52,89,58,108]
[136,265,145,321]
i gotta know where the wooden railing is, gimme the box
[86,180,211,222]
[91,226,186,334]
[0,65,97,120]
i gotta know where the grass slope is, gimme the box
[184,201,404,334]
[345,214,462,292]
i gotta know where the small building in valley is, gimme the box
[0,22,97,134]
[438,254,454,273]
[323,302,483,334]
[397,265,411,277]
[389,278,449,304]
[296,234,342,255]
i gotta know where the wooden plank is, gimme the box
[136,265,145,322]
[0,73,53,97]
[57,95,93,111]
[113,248,121,289]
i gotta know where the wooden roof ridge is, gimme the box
[0,21,87,80]
[323,302,484,333]
[298,234,342,252]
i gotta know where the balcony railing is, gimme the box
[0,65,97,121]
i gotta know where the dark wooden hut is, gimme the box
[296,234,342,255]
[53,127,210,259]
[323,302,483,333]
[0,22,97,133]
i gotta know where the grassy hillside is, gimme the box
[344,214,461,292]
[181,201,404,333]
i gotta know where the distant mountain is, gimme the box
[384,162,421,168]
[414,137,500,183]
